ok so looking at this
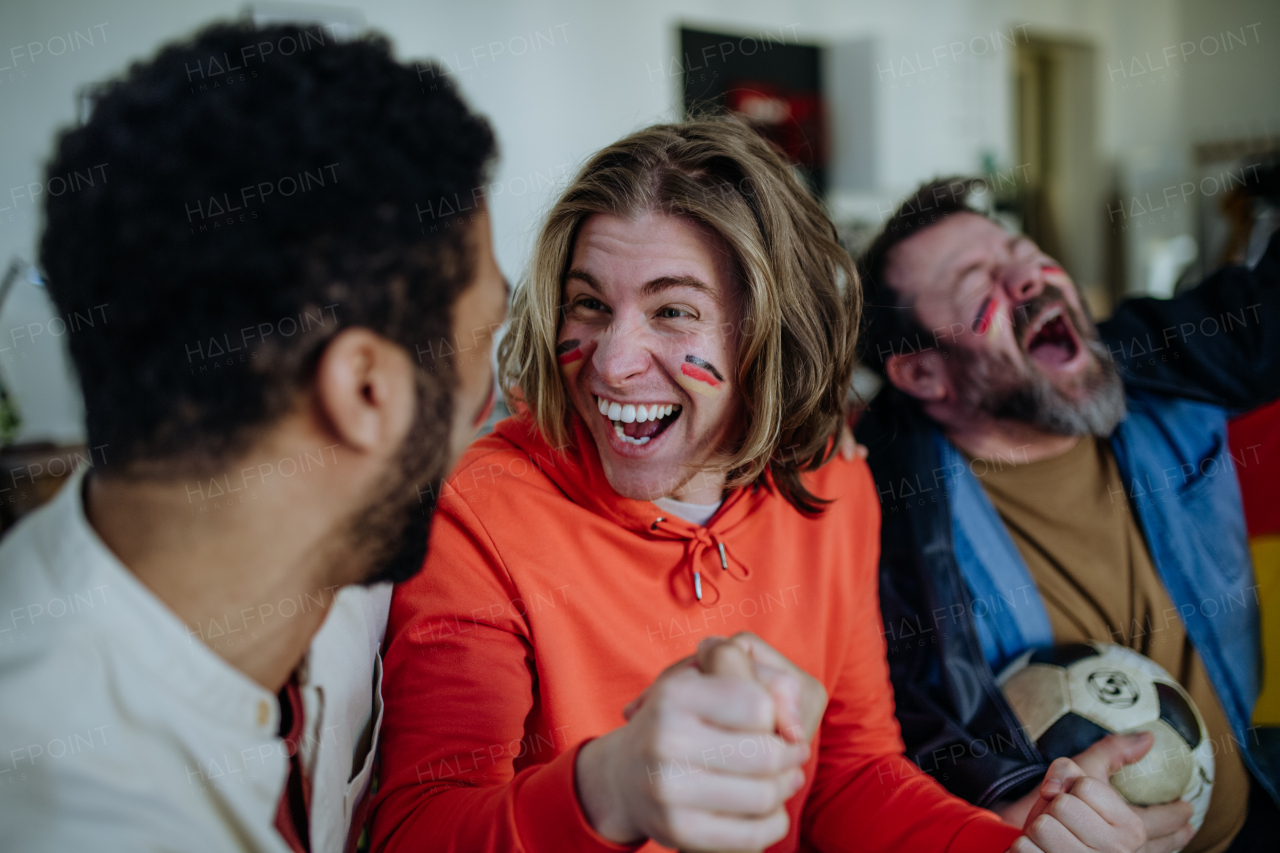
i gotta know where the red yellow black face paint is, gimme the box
[676,354,726,399]
[1041,264,1064,276]
[972,296,998,337]
[556,338,584,381]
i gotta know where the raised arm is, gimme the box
[1100,231,1280,409]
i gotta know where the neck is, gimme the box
[937,409,1081,464]
[667,470,726,505]
[84,454,353,693]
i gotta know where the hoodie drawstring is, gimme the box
[661,525,751,606]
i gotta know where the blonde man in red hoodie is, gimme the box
[370,119,1152,853]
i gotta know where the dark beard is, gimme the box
[348,371,454,586]
[950,286,1126,438]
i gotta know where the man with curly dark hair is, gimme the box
[0,20,505,853]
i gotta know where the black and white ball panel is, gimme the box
[1027,642,1100,668]
[1155,682,1202,749]
[998,641,1214,834]
[1035,712,1111,763]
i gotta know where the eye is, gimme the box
[574,296,607,312]
[656,305,693,319]
[958,267,990,295]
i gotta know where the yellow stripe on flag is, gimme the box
[1253,535,1280,726]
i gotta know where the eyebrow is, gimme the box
[946,234,1033,294]
[564,268,603,292]
[642,275,715,299]
[565,269,717,301]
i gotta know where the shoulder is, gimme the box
[0,513,126,727]
[758,455,883,592]
[0,506,99,674]
[437,431,562,510]
[0,592,140,840]
[802,454,880,529]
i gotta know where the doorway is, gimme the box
[1014,37,1105,313]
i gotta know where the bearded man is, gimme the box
[857,177,1280,853]
[0,22,505,852]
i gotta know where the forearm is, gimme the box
[373,742,638,853]
[1101,230,1280,407]
[802,753,1021,853]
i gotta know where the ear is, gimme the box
[884,350,950,403]
[313,328,415,454]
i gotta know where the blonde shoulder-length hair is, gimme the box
[498,117,860,513]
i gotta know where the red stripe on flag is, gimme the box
[680,362,721,387]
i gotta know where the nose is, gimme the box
[1001,260,1046,306]
[592,322,652,387]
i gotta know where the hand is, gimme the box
[837,419,867,462]
[623,633,829,745]
[577,642,810,851]
[1013,733,1169,853]
[1129,800,1194,853]
[1000,733,1194,853]
[708,633,828,744]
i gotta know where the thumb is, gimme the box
[697,635,755,681]
[1040,756,1086,799]
[1073,731,1154,781]
[622,654,696,720]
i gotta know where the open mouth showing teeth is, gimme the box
[595,395,682,446]
[1024,306,1080,366]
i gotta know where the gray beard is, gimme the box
[950,310,1126,439]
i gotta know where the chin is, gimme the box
[597,454,689,502]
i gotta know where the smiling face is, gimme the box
[886,212,1124,436]
[558,211,743,503]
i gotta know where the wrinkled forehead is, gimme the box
[568,211,742,302]
[885,212,1018,304]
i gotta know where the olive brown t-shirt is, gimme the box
[974,436,1248,853]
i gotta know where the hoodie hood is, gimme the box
[492,413,765,605]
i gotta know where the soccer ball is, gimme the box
[997,641,1214,833]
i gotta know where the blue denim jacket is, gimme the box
[941,391,1278,803]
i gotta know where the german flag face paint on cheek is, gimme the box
[1041,264,1064,276]
[677,355,726,399]
[556,338,584,381]
[972,296,999,337]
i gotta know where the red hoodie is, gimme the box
[371,415,1021,853]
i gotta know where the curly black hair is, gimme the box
[40,21,496,473]
[858,176,988,376]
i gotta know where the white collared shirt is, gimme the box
[0,469,389,853]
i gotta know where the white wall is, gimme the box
[0,0,1262,442]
